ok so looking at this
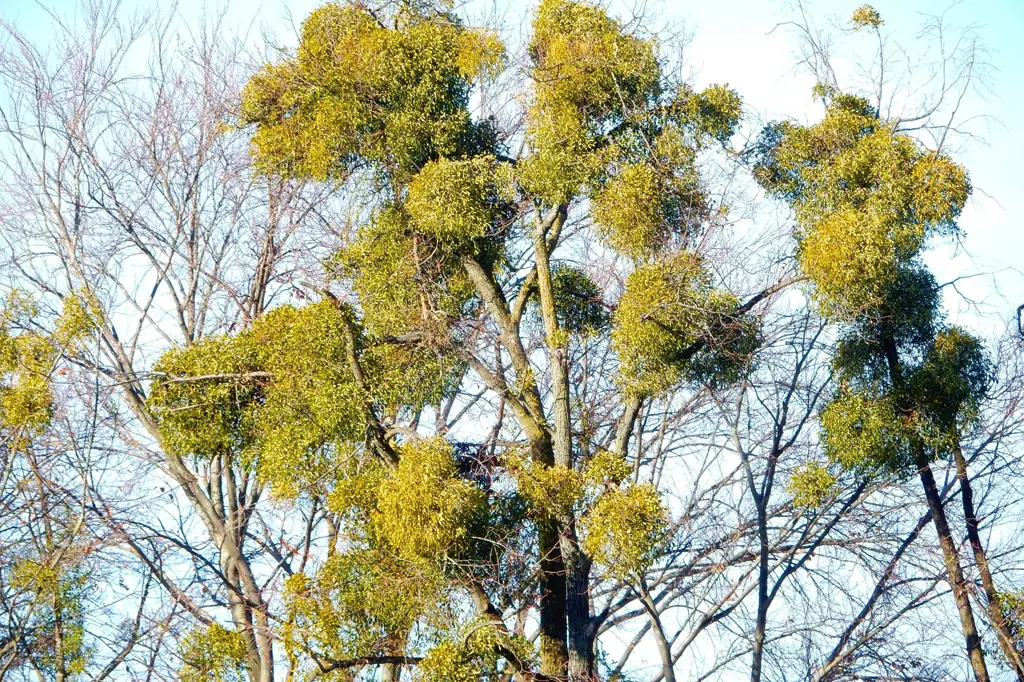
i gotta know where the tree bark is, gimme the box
[639,581,676,682]
[915,451,990,682]
[881,336,990,682]
[952,438,1024,679]
[533,207,593,681]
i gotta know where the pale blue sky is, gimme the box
[2,0,1022,332]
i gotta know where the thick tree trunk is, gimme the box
[562,532,593,681]
[952,439,1024,679]
[534,207,593,681]
[538,517,569,678]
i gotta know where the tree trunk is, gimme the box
[952,439,1024,679]
[916,450,990,682]
[750,502,770,682]
[563,531,593,681]
[882,336,990,682]
[639,581,676,682]
[538,517,569,678]
[534,207,592,681]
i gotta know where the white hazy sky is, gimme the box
[2,0,1021,331]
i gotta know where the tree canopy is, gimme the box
[1,1,1023,682]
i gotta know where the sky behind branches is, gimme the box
[4,0,1022,332]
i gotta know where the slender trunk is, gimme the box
[952,439,1024,679]
[52,590,66,682]
[639,581,675,682]
[881,336,990,682]
[380,628,410,682]
[916,451,990,682]
[750,501,770,682]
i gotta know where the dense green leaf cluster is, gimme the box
[285,549,446,666]
[753,95,969,318]
[787,462,838,508]
[581,483,668,579]
[241,1,501,181]
[612,254,757,396]
[418,627,535,682]
[752,69,986,477]
[373,438,487,561]
[180,624,248,682]
[149,302,368,492]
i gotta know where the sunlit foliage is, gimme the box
[418,628,534,682]
[612,254,756,396]
[241,1,501,181]
[1,291,99,445]
[373,438,486,561]
[10,559,92,678]
[753,95,969,318]
[820,388,913,472]
[788,462,839,507]
[180,624,248,682]
[149,302,367,493]
[284,550,445,665]
[582,483,668,579]
[851,5,884,29]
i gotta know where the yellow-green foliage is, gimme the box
[753,96,970,318]
[362,342,465,419]
[418,627,535,682]
[241,2,501,180]
[507,451,585,518]
[997,590,1024,649]
[11,560,92,677]
[510,449,635,520]
[335,205,479,341]
[180,624,248,682]
[519,0,659,202]
[285,549,444,661]
[591,162,687,258]
[787,462,838,507]
[591,104,732,258]
[420,640,480,682]
[820,389,913,471]
[149,302,367,494]
[0,297,55,440]
[582,483,668,579]
[373,438,486,561]
[851,5,884,29]
[679,84,744,144]
[529,0,659,122]
[406,156,513,246]
[612,254,754,396]
[584,450,632,486]
[456,29,506,81]
[325,451,387,523]
[54,290,101,351]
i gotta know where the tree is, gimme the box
[750,61,1020,682]
[2,1,1022,682]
